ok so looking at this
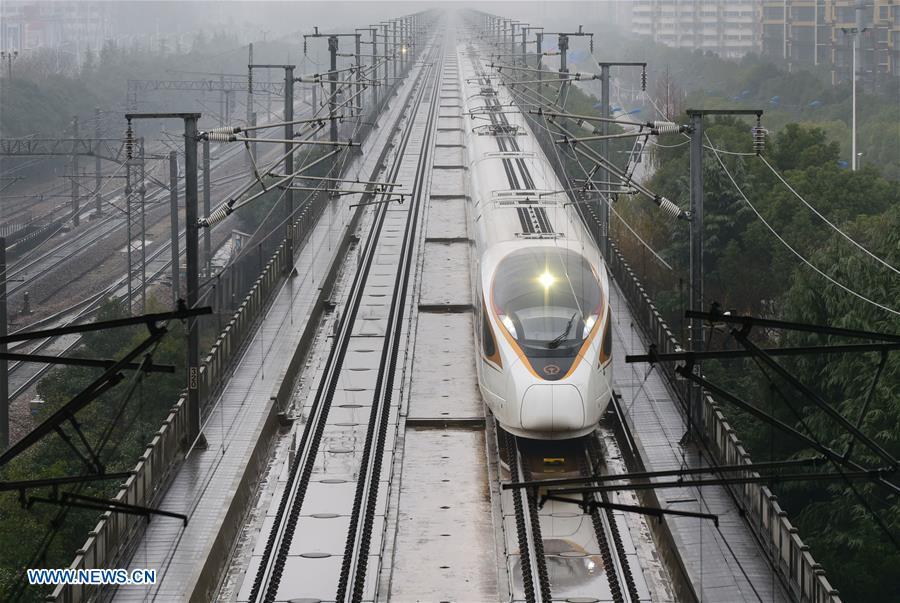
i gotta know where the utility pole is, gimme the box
[852,34,857,169]
[139,141,147,314]
[126,112,203,448]
[247,42,254,172]
[382,23,389,92]
[558,33,569,100]
[521,24,527,67]
[71,116,80,227]
[329,36,339,144]
[688,110,704,442]
[392,20,398,82]
[250,62,296,269]
[686,108,763,442]
[125,132,133,311]
[203,138,212,277]
[357,27,376,115]
[369,27,379,110]
[510,22,518,68]
[124,129,147,314]
[355,33,362,118]
[689,110,704,440]
[595,61,646,259]
[400,18,406,74]
[169,151,180,305]
[284,65,295,269]
[0,237,7,451]
[94,107,102,216]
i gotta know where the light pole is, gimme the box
[842,1,868,172]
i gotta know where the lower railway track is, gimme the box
[2,106,304,408]
[244,28,446,603]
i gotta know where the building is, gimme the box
[762,0,900,85]
[0,1,111,59]
[631,0,761,59]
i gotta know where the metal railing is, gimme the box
[606,241,841,603]
[0,215,31,238]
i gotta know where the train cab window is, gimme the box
[492,248,602,365]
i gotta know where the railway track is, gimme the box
[2,106,305,403]
[246,28,445,603]
[5,154,329,403]
[498,423,646,603]
[5,96,292,306]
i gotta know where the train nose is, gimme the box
[520,384,585,432]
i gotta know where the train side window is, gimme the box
[600,314,613,365]
[482,306,497,358]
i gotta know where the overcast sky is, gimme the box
[107,1,620,38]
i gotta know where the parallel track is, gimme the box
[3,109,306,401]
[247,32,444,603]
[335,34,446,603]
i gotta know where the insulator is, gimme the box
[125,120,134,160]
[653,121,681,134]
[573,72,597,81]
[577,119,598,135]
[201,205,232,228]
[641,67,647,91]
[206,131,237,142]
[206,126,240,136]
[753,123,767,155]
[656,196,685,220]
[589,38,594,53]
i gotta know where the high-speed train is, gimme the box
[459,46,614,440]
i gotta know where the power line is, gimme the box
[759,154,900,278]
[706,132,900,317]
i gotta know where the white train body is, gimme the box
[459,46,614,440]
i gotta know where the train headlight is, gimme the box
[500,314,518,339]
[583,314,597,338]
[537,270,555,289]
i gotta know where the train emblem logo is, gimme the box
[543,364,560,376]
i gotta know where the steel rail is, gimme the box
[587,435,640,602]
[578,444,627,602]
[505,429,540,603]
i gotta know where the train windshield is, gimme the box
[492,248,602,363]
